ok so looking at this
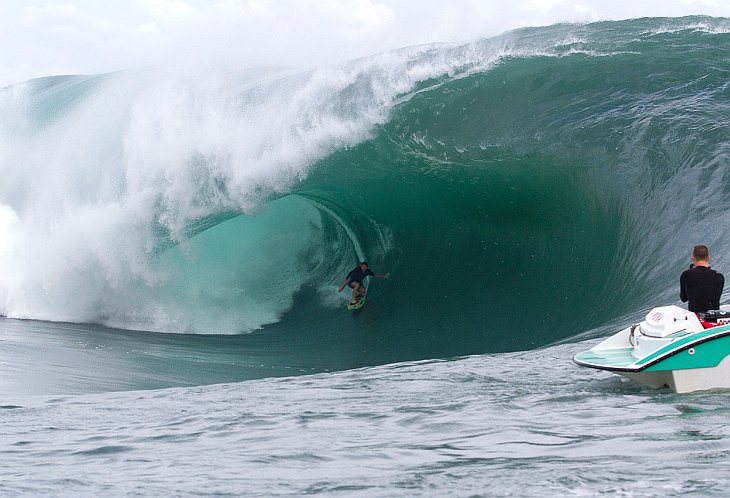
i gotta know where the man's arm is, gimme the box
[717,273,725,299]
[338,278,351,292]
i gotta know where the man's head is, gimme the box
[693,245,710,263]
[360,261,369,270]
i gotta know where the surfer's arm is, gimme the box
[374,272,390,279]
[338,278,351,292]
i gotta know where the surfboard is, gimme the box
[347,294,366,310]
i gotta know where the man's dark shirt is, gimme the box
[347,266,374,284]
[680,265,725,312]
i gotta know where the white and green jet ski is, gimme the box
[574,305,730,393]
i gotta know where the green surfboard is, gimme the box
[347,296,365,310]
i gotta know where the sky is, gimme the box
[0,0,728,88]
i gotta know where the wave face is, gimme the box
[1,17,729,365]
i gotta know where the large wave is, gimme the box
[1,16,728,362]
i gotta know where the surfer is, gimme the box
[338,261,390,305]
[680,244,724,313]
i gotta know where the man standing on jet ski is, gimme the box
[680,244,724,313]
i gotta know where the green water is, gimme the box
[0,16,728,382]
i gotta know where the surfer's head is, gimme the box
[360,261,369,269]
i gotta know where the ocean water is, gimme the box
[4,338,730,496]
[1,16,730,496]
